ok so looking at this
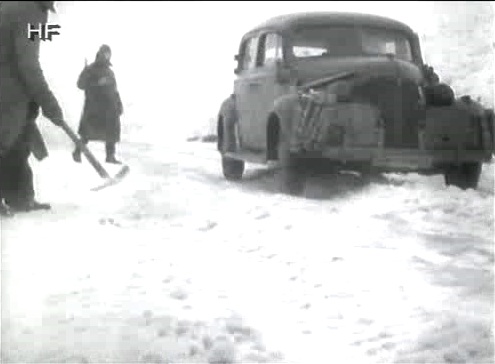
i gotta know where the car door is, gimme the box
[249,32,290,150]
[233,34,260,149]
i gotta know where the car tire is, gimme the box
[222,156,245,180]
[485,108,494,154]
[444,162,482,190]
[360,171,384,184]
[219,116,245,181]
[358,164,383,184]
[277,136,306,196]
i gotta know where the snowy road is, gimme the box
[2,140,494,363]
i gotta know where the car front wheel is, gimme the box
[444,162,481,190]
[222,156,244,180]
[277,136,307,195]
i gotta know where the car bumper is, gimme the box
[317,147,492,171]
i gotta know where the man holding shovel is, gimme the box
[0,1,65,217]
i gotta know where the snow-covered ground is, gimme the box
[2,141,494,363]
[2,2,494,363]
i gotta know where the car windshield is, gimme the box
[291,25,413,62]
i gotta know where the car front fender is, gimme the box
[272,94,301,137]
[217,95,238,152]
[457,97,494,154]
[456,96,485,115]
[219,94,237,123]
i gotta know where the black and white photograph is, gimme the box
[1,1,494,363]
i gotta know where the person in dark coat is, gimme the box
[0,1,64,216]
[73,44,123,164]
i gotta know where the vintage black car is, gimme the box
[217,12,494,195]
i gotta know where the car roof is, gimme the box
[244,12,415,38]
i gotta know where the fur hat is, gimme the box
[95,44,112,65]
[98,44,112,55]
[36,1,56,12]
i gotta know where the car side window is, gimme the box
[257,33,283,67]
[240,36,259,71]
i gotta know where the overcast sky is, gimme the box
[40,1,488,134]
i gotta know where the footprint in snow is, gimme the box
[244,350,269,363]
[126,284,140,291]
[139,353,165,364]
[233,333,249,343]
[199,221,218,232]
[251,342,266,352]
[176,320,192,336]
[170,288,188,300]
[381,341,396,350]
[366,348,378,356]
[255,212,270,220]
[357,318,374,326]
[365,331,393,348]
[98,217,122,227]
[45,294,66,306]
[157,328,168,337]
[142,309,153,324]
[63,355,89,364]
[207,336,236,364]
[245,247,262,253]
[188,342,202,357]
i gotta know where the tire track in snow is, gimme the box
[162,142,494,363]
[4,142,492,363]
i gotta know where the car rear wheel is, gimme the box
[485,108,494,154]
[359,164,384,184]
[444,162,481,190]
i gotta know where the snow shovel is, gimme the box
[59,121,130,191]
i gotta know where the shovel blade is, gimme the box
[91,165,130,192]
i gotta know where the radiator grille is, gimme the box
[352,77,422,148]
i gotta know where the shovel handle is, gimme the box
[59,121,110,179]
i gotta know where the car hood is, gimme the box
[293,56,423,88]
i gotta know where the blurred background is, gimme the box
[38,1,494,149]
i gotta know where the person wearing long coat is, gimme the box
[0,1,64,216]
[73,44,123,164]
